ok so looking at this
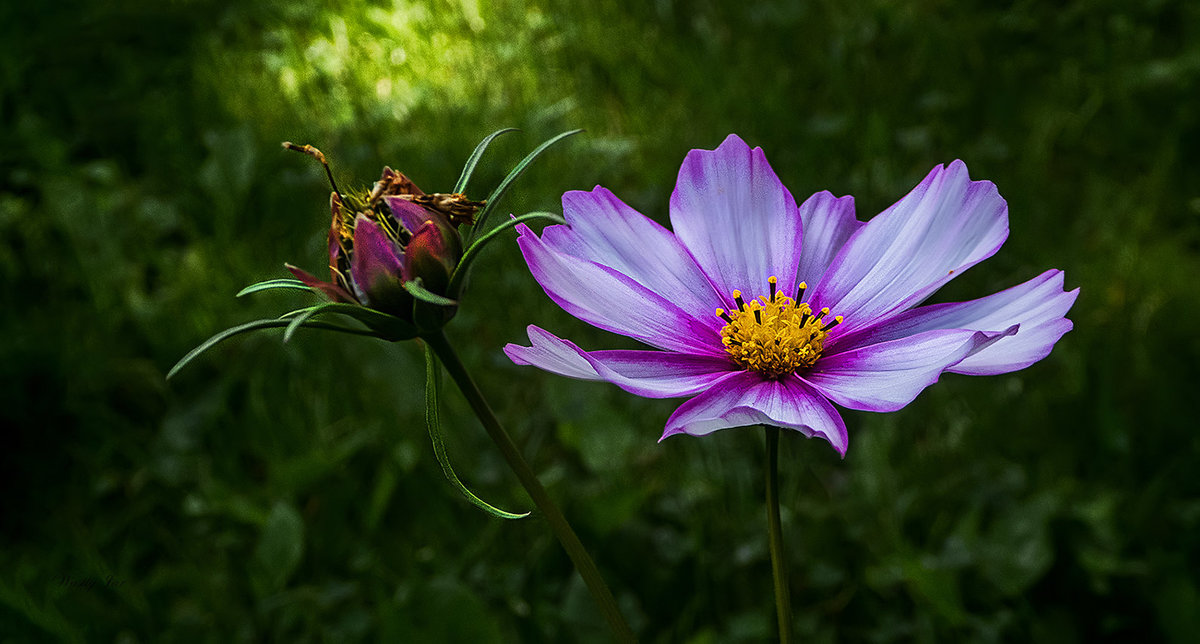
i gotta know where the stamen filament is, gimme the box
[796,281,807,301]
[733,290,746,312]
[768,276,778,302]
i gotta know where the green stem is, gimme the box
[423,331,636,642]
[765,425,792,643]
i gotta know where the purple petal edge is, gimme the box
[812,161,1009,333]
[669,134,803,306]
[660,371,849,456]
[806,326,1017,412]
[833,269,1079,376]
[504,325,735,398]
[515,222,725,356]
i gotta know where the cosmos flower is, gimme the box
[504,135,1077,455]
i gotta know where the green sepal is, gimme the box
[453,127,520,195]
[167,318,377,380]
[424,344,529,520]
[448,211,566,298]
[404,278,457,307]
[408,278,457,333]
[303,302,420,342]
[236,278,311,297]
[469,129,582,243]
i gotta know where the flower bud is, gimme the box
[288,165,470,331]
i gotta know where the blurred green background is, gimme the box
[2,0,1198,641]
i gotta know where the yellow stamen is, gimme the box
[718,276,843,378]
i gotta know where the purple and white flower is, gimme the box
[505,135,1077,455]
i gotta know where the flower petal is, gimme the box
[794,191,861,289]
[834,270,1078,375]
[516,223,725,356]
[540,187,721,327]
[504,325,736,398]
[286,263,356,303]
[383,195,435,233]
[812,161,1009,334]
[661,371,848,455]
[406,219,455,293]
[805,327,1015,413]
[670,134,802,305]
[350,215,407,304]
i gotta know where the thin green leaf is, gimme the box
[404,278,457,307]
[308,302,420,341]
[448,211,566,297]
[424,345,529,520]
[167,318,376,380]
[283,303,338,342]
[278,306,320,319]
[453,127,520,194]
[470,129,582,242]
[236,278,310,297]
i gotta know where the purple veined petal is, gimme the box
[539,187,723,330]
[350,215,407,303]
[383,195,435,233]
[286,263,357,303]
[794,191,862,290]
[405,219,456,293]
[670,134,803,306]
[804,326,1017,413]
[504,325,737,398]
[812,161,1009,335]
[833,270,1078,375]
[516,223,726,357]
[661,371,849,455]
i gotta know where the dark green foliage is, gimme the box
[1,0,1198,641]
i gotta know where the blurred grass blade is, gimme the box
[404,278,457,307]
[453,127,519,194]
[470,129,582,242]
[424,345,530,520]
[236,278,310,297]
[167,318,375,379]
[449,211,565,297]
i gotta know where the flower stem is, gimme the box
[423,330,636,642]
[765,425,792,643]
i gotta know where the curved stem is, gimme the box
[423,331,636,642]
[765,425,792,643]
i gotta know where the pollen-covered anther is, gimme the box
[717,276,843,378]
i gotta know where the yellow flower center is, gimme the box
[717,276,843,378]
